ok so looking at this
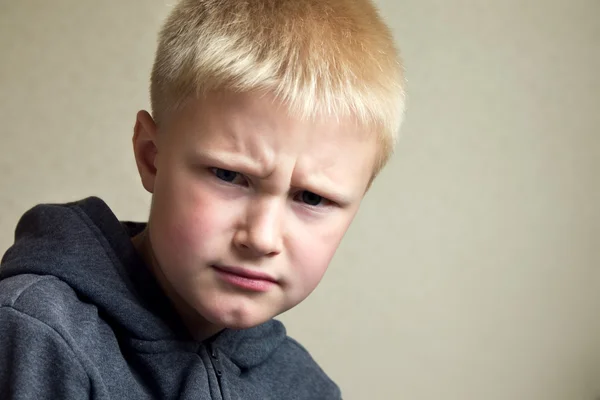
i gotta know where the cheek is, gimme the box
[294,246,334,285]
[150,172,234,266]
[288,218,351,291]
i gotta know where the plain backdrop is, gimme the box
[1,1,598,399]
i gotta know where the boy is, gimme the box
[0,0,404,398]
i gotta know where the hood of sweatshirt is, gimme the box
[0,196,287,369]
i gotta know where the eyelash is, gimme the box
[208,167,334,208]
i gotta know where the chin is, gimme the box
[213,312,272,330]
[223,319,264,330]
[200,299,275,330]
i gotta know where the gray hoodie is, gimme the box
[0,197,341,399]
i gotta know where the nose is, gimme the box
[233,197,283,257]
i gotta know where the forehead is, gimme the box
[167,91,378,192]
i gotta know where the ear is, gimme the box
[132,110,159,194]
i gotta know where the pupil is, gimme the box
[216,169,237,182]
[302,191,322,206]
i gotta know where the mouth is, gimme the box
[212,265,278,292]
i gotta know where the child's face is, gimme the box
[134,91,377,336]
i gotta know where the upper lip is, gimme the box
[213,265,278,283]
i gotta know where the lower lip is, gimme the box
[214,268,275,292]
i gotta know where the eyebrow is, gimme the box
[191,149,355,206]
[192,149,269,177]
[299,175,354,206]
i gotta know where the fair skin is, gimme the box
[132,91,378,340]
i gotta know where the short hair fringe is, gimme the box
[151,0,406,173]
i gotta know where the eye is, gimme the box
[296,190,326,206]
[210,168,246,185]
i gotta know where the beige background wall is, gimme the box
[1,1,598,399]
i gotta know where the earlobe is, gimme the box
[132,110,159,194]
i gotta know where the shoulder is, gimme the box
[0,275,92,398]
[1,273,81,308]
[0,273,99,335]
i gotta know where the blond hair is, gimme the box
[151,0,405,174]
